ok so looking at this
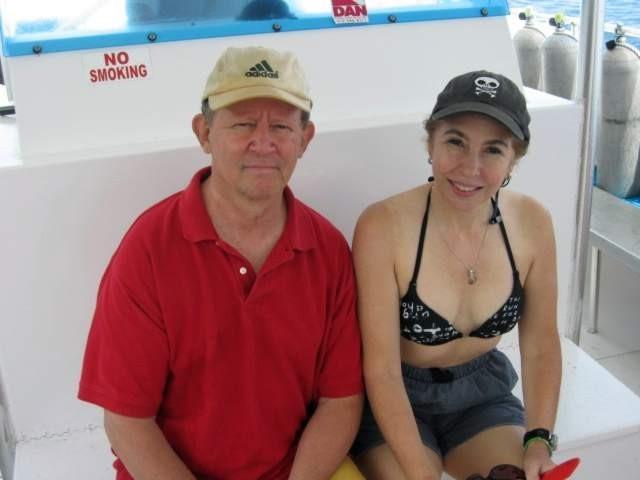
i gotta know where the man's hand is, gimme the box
[104,410,197,480]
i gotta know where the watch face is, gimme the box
[550,433,559,451]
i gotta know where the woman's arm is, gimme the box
[353,203,437,480]
[517,199,562,479]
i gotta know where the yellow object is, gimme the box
[330,457,365,480]
[554,12,566,26]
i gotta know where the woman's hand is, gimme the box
[523,440,555,480]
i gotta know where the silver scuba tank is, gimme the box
[513,7,546,89]
[541,13,578,99]
[597,24,640,198]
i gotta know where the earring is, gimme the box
[501,175,511,188]
[427,157,433,164]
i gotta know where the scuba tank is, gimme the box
[513,7,546,89]
[0,402,15,480]
[541,13,578,99]
[597,24,640,198]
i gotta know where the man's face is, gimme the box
[193,97,314,202]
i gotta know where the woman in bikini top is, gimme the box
[352,71,562,480]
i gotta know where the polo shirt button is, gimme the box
[239,267,247,275]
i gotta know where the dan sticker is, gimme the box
[331,0,369,24]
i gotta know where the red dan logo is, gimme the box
[331,0,369,24]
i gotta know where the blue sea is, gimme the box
[509,0,640,49]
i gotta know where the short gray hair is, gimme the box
[201,100,216,125]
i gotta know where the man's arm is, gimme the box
[104,410,197,480]
[288,394,363,480]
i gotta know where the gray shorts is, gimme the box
[351,349,524,458]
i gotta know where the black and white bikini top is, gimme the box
[400,191,525,346]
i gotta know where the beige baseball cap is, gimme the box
[201,46,312,113]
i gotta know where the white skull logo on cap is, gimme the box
[474,76,500,98]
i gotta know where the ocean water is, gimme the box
[509,0,640,48]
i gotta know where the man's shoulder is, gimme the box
[130,191,182,236]
[116,189,185,256]
[99,189,186,285]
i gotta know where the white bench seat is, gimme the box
[13,337,640,479]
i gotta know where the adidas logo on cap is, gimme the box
[202,46,311,112]
[245,60,279,79]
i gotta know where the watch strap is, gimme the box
[523,428,557,454]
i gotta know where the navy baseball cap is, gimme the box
[430,70,531,142]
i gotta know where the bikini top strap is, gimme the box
[410,190,431,287]
[491,198,518,275]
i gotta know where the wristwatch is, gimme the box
[523,428,558,454]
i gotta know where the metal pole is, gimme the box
[566,0,605,344]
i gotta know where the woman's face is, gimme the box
[428,112,517,211]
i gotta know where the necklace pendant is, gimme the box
[467,268,477,285]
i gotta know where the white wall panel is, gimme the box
[7,16,519,157]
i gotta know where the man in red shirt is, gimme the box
[79,45,364,480]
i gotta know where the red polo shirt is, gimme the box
[79,167,362,480]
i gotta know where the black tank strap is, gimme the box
[491,199,519,275]
[410,190,431,287]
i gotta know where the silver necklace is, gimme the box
[438,220,490,285]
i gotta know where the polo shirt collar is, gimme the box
[281,187,316,252]
[179,167,316,252]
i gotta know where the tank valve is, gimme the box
[518,6,535,25]
[607,24,627,51]
[549,12,566,30]
[615,23,627,43]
